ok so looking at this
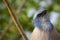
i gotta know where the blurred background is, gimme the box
[0,0,60,40]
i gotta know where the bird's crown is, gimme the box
[33,9,47,20]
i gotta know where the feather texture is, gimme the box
[30,27,60,40]
[30,9,60,40]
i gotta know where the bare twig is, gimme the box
[16,0,26,14]
[9,33,21,40]
[0,0,26,40]
[0,20,13,40]
[3,0,28,40]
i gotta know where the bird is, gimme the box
[30,9,60,40]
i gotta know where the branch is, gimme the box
[3,0,28,40]
[0,0,26,40]
[16,0,26,14]
[0,20,13,40]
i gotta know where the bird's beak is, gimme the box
[37,10,47,17]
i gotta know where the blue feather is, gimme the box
[49,22,54,32]
[33,18,42,29]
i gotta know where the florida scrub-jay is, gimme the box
[30,9,60,40]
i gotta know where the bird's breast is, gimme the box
[30,27,59,40]
[30,27,50,40]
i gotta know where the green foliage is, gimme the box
[0,0,60,40]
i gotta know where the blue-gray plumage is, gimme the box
[30,9,60,40]
[33,9,53,32]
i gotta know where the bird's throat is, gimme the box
[34,18,53,32]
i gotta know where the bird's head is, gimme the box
[33,9,47,20]
[33,9,53,31]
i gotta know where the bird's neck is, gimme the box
[34,15,53,32]
[40,19,53,32]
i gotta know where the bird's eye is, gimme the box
[37,10,47,17]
